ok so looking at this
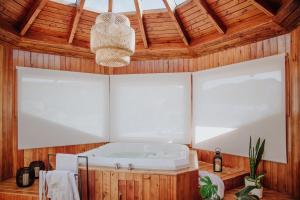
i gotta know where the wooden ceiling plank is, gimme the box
[273,0,300,30]
[108,0,113,12]
[162,0,190,46]
[19,0,49,36]
[134,0,148,48]
[248,0,276,17]
[193,0,226,34]
[68,0,85,44]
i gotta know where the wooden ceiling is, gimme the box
[0,0,300,60]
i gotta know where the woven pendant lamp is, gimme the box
[91,12,135,67]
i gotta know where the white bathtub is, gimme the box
[79,142,190,170]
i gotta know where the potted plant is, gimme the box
[200,176,220,200]
[245,137,265,198]
[235,186,259,200]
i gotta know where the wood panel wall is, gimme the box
[79,168,199,200]
[0,26,299,198]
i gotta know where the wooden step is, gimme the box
[0,178,38,200]
[224,187,295,200]
[199,161,249,191]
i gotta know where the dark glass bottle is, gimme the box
[16,167,35,187]
[213,148,222,172]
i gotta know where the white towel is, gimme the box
[199,170,225,199]
[56,153,78,173]
[46,170,80,200]
[39,170,47,200]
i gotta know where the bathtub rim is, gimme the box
[79,150,199,176]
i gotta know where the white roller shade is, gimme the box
[192,54,286,163]
[18,67,110,149]
[110,73,191,144]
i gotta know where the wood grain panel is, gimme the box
[79,151,199,200]
[0,0,34,25]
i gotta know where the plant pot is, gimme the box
[244,176,263,199]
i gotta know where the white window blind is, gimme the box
[192,54,286,163]
[18,67,110,149]
[110,73,191,144]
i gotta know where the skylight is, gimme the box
[52,0,76,6]
[84,0,108,13]
[140,0,165,10]
[113,0,135,13]
[51,0,188,13]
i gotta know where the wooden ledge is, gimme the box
[199,161,249,191]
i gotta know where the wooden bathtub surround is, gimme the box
[79,150,199,200]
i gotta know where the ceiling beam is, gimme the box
[19,0,48,36]
[273,0,300,30]
[162,0,190,46]
[68,0,85,44]
[194,0,226,34]
[134,0,148,48]
[108,0,113,12]
[248,0,276,16]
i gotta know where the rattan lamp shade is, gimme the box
[91,12,135,67]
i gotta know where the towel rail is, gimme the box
[47,154,89,200]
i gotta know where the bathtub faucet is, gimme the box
[128,163,133,170]
[115,163,121,169]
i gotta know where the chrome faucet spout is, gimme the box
[128,163,133,170]
[115,163,121,169]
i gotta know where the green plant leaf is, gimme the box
[212,185,218,194]
[255,138,260,156]
[256,174,265,180]
[255,139,265,172]
[201,176,212,185]
[249,136,252,158]
[235,186,257,197]
[199,176,220,199]
[200,185,210,198]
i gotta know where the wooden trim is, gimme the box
[290,25,300,198]
[108,0,113,12]
[0,45,3,181]
[193,0,226,34]
[134,0,148,48]
[68,0,86,44]
[19,0,49,36]
[162,0,190,46]
[248,0,276,16]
